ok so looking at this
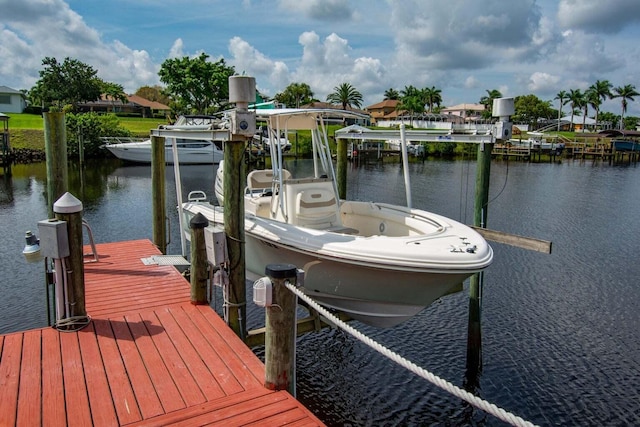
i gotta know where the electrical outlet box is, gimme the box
[37,219,70,259]
[204,226,228,266]
[231,110,256,137]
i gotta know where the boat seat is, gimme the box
[295,188,339,228]
[246,169,291,197]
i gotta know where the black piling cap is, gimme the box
[265,263,297,279]
[189,212,209,229]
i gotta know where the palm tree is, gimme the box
[383,88,399,100]
[588,80,612,130]
[422,86,442,113]
[397,85,425,125]
[567,89,583,132]
[554,90,568,132]
[326,83,363,110]
[612,84,639,129]
[480,89,502,116]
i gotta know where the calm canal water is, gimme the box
[1,156,639,426]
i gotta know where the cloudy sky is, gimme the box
[2,0,640,116]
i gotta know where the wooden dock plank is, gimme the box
[17,330,42,426]
[124,312,187,414]
[77,323,119,426]
[169,305,244,395]
[138,309,208,407]
[0,239,325,427]
[42,327,67,426]
[110,316,165,419]
[93,318,143,425]
[153,306,226,401]
[0,333,22,426]
[59,330,93,426]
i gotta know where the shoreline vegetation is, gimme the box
[3,112,596,164]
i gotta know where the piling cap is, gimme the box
[53,192,83,214]
[265,263,297,279]
[189,212,209,229]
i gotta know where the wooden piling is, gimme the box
[264,263,298,396]
[466,141,493,383]
[43,112,68,218]
[53,192,86,318]
[224,140,247,339]
[336,138,348,199]
[151,135,167,254]
[189,213,209,305]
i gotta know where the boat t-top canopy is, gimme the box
[254,108,369,131]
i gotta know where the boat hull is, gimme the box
[182,202,492,328]
[104,140,223,164]
[613,139,640,152]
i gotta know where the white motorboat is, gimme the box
[181,109,493,328]
[102,115,225,164]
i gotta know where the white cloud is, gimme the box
[528,72,560,92]
[278,0,354,21]
[558,0,640,34]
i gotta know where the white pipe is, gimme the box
[53,258,67,320]
[171,137,187,257]
[400,124,412,209]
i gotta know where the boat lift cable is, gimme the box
[285,282,537,427]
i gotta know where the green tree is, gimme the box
[567,89,584,132]
[612,84,639,129]
[588,80,612,130]
[326,82,363,110]
[66,112,131,158]
[159,53,235,115]
[513,94,553,128]
[383,88,399,100]
[397,85,425,125]
[554,90,568,132]
[135,85,171,105]
[274,82,314,108]
[423,86,442,113]
[35,57,103,110]
[480,89,503,118]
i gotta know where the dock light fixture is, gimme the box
[22,230,42,263]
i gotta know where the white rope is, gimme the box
[286,282,537,427]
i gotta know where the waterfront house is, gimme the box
[0,86,27,113]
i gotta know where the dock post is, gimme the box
[44,112,68,218]
[151,135,167,254]
[53,192,86,319]
[336,137,348,199]
[264,263,298,396]
[189,213,209,305]
[225,75,257,340]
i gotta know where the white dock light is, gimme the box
[22,230,42,263]
[492,97,514,140]
[228,76,257,136]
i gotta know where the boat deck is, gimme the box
[0,239,323,426]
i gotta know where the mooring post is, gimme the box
[336,137,348,200]
[189,213,209,305]
[53,192,86,318]
[264,263,298,396]
[225,75,257,340]
[151,135,167,254]
[43,112,68,218]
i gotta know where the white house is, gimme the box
[0,86,27,113]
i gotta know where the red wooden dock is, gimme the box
[0,239,324,426]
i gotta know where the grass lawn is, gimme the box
[5,113,166,134]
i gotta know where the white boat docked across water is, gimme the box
[102,115,225,164]
[181,108,493,328]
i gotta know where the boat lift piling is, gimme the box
[224,76,258,340]
[151,135,167,254]
[43,111,68,218]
